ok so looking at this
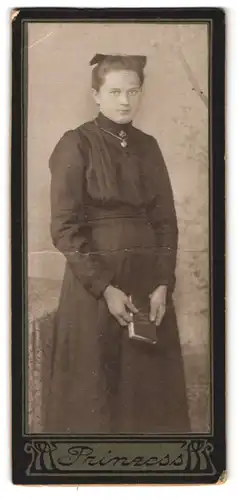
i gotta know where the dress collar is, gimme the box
[95,112,132,135]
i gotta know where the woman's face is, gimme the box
[92,69,142,124]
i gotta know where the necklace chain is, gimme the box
[95,120,128,148]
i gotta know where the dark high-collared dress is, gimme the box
[45,112,190,433]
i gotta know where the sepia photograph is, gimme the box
[27,20,210,435]
[11,8,225,485]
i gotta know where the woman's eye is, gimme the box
[128,90,140,96]
[110,90,120,96]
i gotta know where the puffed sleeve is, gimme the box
[145,136,178,290]
[49,130,114,298]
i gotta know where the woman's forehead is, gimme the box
[102,70,141,88]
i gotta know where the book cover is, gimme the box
[128,295,157,345]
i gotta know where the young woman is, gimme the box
[45,54,190,433]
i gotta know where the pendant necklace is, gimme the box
[95,120,128,148]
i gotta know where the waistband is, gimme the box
[85,204,148,222]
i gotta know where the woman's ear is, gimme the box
[92,88,100,105]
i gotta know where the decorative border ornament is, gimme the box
[24,439,216,476]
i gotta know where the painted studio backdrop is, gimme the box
[27,22,209,433]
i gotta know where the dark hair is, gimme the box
[91,55,146,91]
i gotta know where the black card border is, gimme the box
[11,7,226,485]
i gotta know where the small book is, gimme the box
[128,295,157,345]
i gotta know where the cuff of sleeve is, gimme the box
[158,276,176,294]
[154,267,170,286]
[86,269,114,299]
[155,252,176,287]
[154,267,176,290]
[155,280,169,287]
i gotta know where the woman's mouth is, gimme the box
[118,109,130,114]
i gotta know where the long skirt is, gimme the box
[45,213,190,433]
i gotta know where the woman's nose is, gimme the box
[119,93,129,106]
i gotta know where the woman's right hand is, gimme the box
[103,285,138,327]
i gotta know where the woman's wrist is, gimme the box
[151,285,168,303]
[103,284,114,299]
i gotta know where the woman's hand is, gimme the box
[103,285,138,327]
[149,285,167,327]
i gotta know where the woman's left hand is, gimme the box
[149,285,167,326]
